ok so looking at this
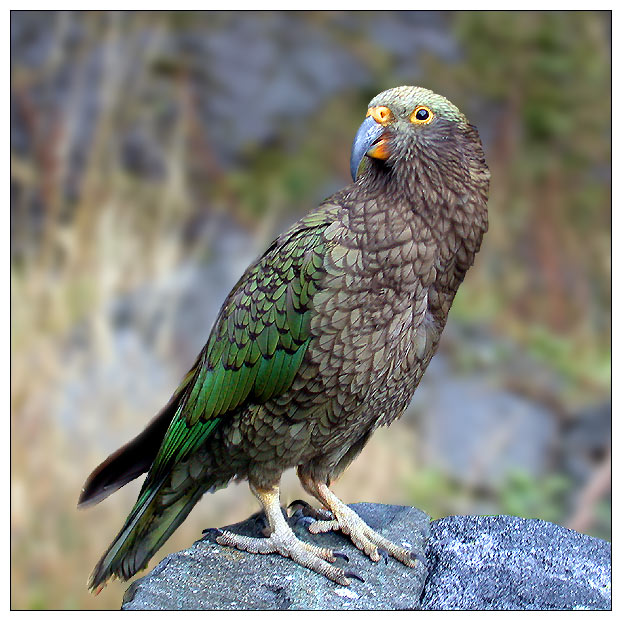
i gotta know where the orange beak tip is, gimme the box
[366,139,391,161]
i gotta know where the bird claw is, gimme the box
[307,499,419,569]
[409,550,428,567]
[333,551,349,562]
[288,499,312,513]
[216,527,351,585]
[250,512,274,537]
[287,499,333,521]
[378,547,389,565]
[344,571,365,583]
[201,527,224,537]
[287,506,318,529]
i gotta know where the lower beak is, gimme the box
[350,115,390,181]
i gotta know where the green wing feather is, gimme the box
[143,205,338,489]
[87,204,341,590]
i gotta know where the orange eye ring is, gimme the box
[366,106,393,126]
[410,105,434,125]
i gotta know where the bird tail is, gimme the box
[77,387,188,508]
[87,474,206,592]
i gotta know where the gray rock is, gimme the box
[121,505,611,611]
[122,503,430,610]
[421,515,611,610]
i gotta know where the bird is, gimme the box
[79,85,489,590]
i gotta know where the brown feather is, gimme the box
[77,391,182,507]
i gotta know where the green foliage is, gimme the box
[438,11,611,398]
[403,467,473,520]
[594,498,612,542]
[498,470,572,525]
[450,279,504,324]
[525,324,611,393]
[405,466,577,535]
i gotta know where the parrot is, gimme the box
[79,85,489,590]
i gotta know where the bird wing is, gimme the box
[144,205,339,488]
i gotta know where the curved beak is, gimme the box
[350,115,390,181]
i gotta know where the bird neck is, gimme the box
[341,154,488,304]
[349,151,488,243]
[347,160,453,237]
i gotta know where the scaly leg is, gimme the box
[215,482,353,585]
[299,473,417,568]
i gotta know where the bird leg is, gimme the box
[299,474,417,568]
[215,482,352,585]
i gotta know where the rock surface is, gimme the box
[122,503,429,610]
[121,504,611,611]
[422,514,611,610]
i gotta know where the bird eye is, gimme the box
[410,105,434,125]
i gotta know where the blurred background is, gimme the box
[11,10,611,610]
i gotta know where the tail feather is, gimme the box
[88,477,206,591]
[81,362,209,592]
[78,390,184,508]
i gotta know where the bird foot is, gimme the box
[308,502,417,568]
[215,528,352,585]
[287,500,333,520]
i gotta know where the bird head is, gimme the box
[350,86,476,184]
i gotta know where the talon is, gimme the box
[202,527,223,536]
[288,499,332,520]
[214,484,356,586]
[333,551,349,562]
[289,509,318,529]
[301,481,420,571]
[409,550,428,566]
[253,512,273,537]
[313,508,334,520]
[344,571,365,583]
[288,499,312,514]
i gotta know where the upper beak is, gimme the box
[350,115,390,181]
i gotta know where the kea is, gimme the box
[79,85,489,590]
